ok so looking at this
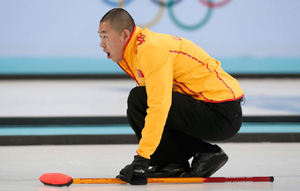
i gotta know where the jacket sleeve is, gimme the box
[136,47,173,159]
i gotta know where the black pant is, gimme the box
[127,86,242,166]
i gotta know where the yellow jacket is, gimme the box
[117,26,244,159]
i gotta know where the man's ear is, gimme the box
[122,29,131,41]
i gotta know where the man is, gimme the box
[98,8,244,185]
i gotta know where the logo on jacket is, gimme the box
[137,69,144,78]
[137,33,146,45]
[172,36,182,41]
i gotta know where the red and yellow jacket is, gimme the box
[117,26,244,159]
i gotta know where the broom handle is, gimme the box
[72,176,274,184]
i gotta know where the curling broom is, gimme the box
[39,173,274,187]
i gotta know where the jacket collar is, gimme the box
[122,25,142,63]
[117,26,142,84]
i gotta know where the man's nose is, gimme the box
[100,40,105,48]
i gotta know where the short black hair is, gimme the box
[100,8,135,34]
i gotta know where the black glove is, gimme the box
[117,155,150,185]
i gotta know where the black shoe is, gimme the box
[148,161,190,178]
[181,145,228,177]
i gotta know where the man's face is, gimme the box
[98,21,128,63]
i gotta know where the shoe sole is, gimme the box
[201,153,229,177]
[182,153,229,177]
[148,163,190,178]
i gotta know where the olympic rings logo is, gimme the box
[101,0,231,30]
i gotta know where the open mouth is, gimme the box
[104,51,111,59]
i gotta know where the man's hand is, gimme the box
[117,155,150,185]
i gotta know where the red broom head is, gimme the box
[39,173,73,187]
